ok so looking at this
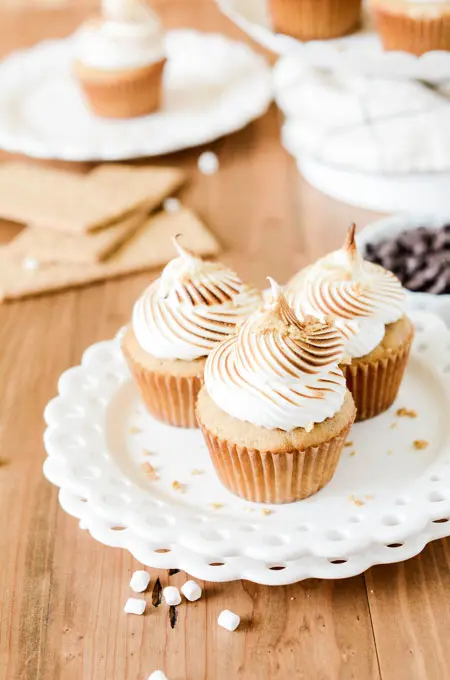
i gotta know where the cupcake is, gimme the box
[74,0,166,119]
[196,279,356,503]
[371,0,450,55]
[268,0,362,40]
[122,237,262,428]
[285,225,414,421]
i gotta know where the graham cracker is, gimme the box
[0,209,220,302]
[4,211,147,264]
[0,162,185,233]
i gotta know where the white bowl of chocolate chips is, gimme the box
[357,214,450,327]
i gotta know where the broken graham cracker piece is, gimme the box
[0,209,220,302]
[0,161,185,233]
[4,211,147,265]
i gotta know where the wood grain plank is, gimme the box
[366,542,450,680]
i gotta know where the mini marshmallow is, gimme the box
[148,672,169,680]
[22,257,40,271]
[181,580,202,602]
[198,151,219,176]
[163,197,181,213]
[130,570,150,593]
[124,598,146,615]
[163,586,181,606]
[218,609,240,631]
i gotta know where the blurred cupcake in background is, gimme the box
[74,0,166,118]
[268,0,362,40]
[286,225,414,421]
[371,0,450,55]
[122,237,262,428]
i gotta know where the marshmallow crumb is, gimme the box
[171,480,185,493]
[198,151,219,176]
[130,570,150,593]
[22,256,40,271]
[396,408,417,418]
[218,609,240,632]
[141,462,159,481]
[181,580,202,602]
[163,586,181,606]
[413,439,429,450]
[124,598,146,615]
[148,671,169,680]
[163,197,181,213]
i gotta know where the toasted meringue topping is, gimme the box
[132,238,262,361]
[205,279,347,431]
[285,225,406,359]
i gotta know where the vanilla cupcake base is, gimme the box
[74,59,166,119]
[268,0,362,40]
[197,389,356,503]
[342,315,414,421]
[122,327,204,428]
[372,0,450,55]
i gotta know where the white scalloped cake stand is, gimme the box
[43,312,450,585]
[0,30,272,161]
[216,0,450,82]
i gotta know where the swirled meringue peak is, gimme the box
[204,278,347,431]
[132,237,262,361]
[285,225,406,360]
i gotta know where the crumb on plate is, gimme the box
[396,408,417,418]
[171,480,185,493]
[129,426,142,434]
[210,502,224,510]
[141,462,159,481]
[191,469,205,476]
[413,439,429,450]
[261,508,274,516]
[344,441,354,448]
[349,494,365,507]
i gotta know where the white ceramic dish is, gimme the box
[216,0,450,83]
[295,155,450,214]
[0,30,272,161]
[43,312,450,585]
[357,214,450,327]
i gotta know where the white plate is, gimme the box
[0,30,272,161]
[43,313,450,585]
[357,214,450,327]
[216,0,450,83]
[295,155,450,214]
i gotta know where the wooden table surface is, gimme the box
[1,2,450,680]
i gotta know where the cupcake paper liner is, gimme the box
[76,59,166,119]
[199,421,353,504]
[374,8,450,56]
[268,0,362,40]
[342,339,412,422]
[123,346,202,429]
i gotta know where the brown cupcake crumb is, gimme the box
[396,408,417,418]
[349,494,365,507]
[349,450,356,457]
[344,441,354,448]
[413,440,429,450]
[171,480,185,492]
[141,462,159,481]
